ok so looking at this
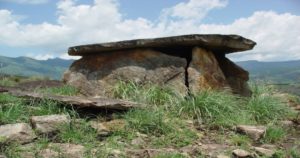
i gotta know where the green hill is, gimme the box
[0,56,73,80]
[0,56,299,83]
[237,60,300,83]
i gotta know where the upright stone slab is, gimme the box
[64,49,187,97]
[216,55,252,96]
[188,47,229,94]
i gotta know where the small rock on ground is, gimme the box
[280,120,294,128]
[232,149,252,158]
[0,155,7,158]
[38,143,84,158]
[89,120,110,136]
[0,123,36,144]
[253,147,275,157]
[217,154,230,158]
[236,125,266,141]
[30,114,70,134]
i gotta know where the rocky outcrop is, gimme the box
[64,34,256,97]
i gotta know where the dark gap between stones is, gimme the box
[153,46,193,93]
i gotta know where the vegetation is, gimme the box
[0,78,299,157]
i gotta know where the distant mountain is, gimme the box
[0,56,74,80]
[0,56,299,83]
[237,60,300,83]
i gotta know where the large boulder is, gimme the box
[64,49,187,97]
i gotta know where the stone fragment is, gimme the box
[101,119,126,131]
[126,148,177,158]
[0,155,6,158]
[30,114,70,134]
[38,143,85,158]
[260,144,276,150]
[89,120,110,136]
[253,147,275,157]
[295,105,300,111]
[199,143,229,157]
[19,152,35,158]
[64,49,187,97]
[280,120,294,128]
[38,149,59,158]
[217,154,230,158]
[0,123,36,144]
[188,47,228,94]
[236,125,266,141]
[131,137,145,146]
[8,90,139,110]
[232,149,252,158]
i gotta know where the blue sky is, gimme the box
[0,0,299,61]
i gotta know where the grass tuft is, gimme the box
[38,85,79,96]
[263,126,286,143]
[177,90,251,128]
[124,108,172,136]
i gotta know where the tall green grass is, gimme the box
[113,81,180,106]
[246,84,294,124]
[113,81,295,129]
[0,93,75,125]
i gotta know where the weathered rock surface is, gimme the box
[0,155,6,158]
[0,123,36,144]
[6,90,139,110]
[236,125,266,141]
[68,34,256,56]
[188,47,229,93]
[232,149,252,158]
[89,120,110,136]
[30,114,70,134]
[215,55,252,96]
[253,147,275,157]
[38,143,85,158]
[64,49,187,97]
[65,34,255,97]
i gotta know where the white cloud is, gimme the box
[27,53,54,60]
[197,11,300,61]
[161,0,227,21]
[0,0,49,4]
[0,0,299,61]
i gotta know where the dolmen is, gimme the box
[63,34,256,97]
